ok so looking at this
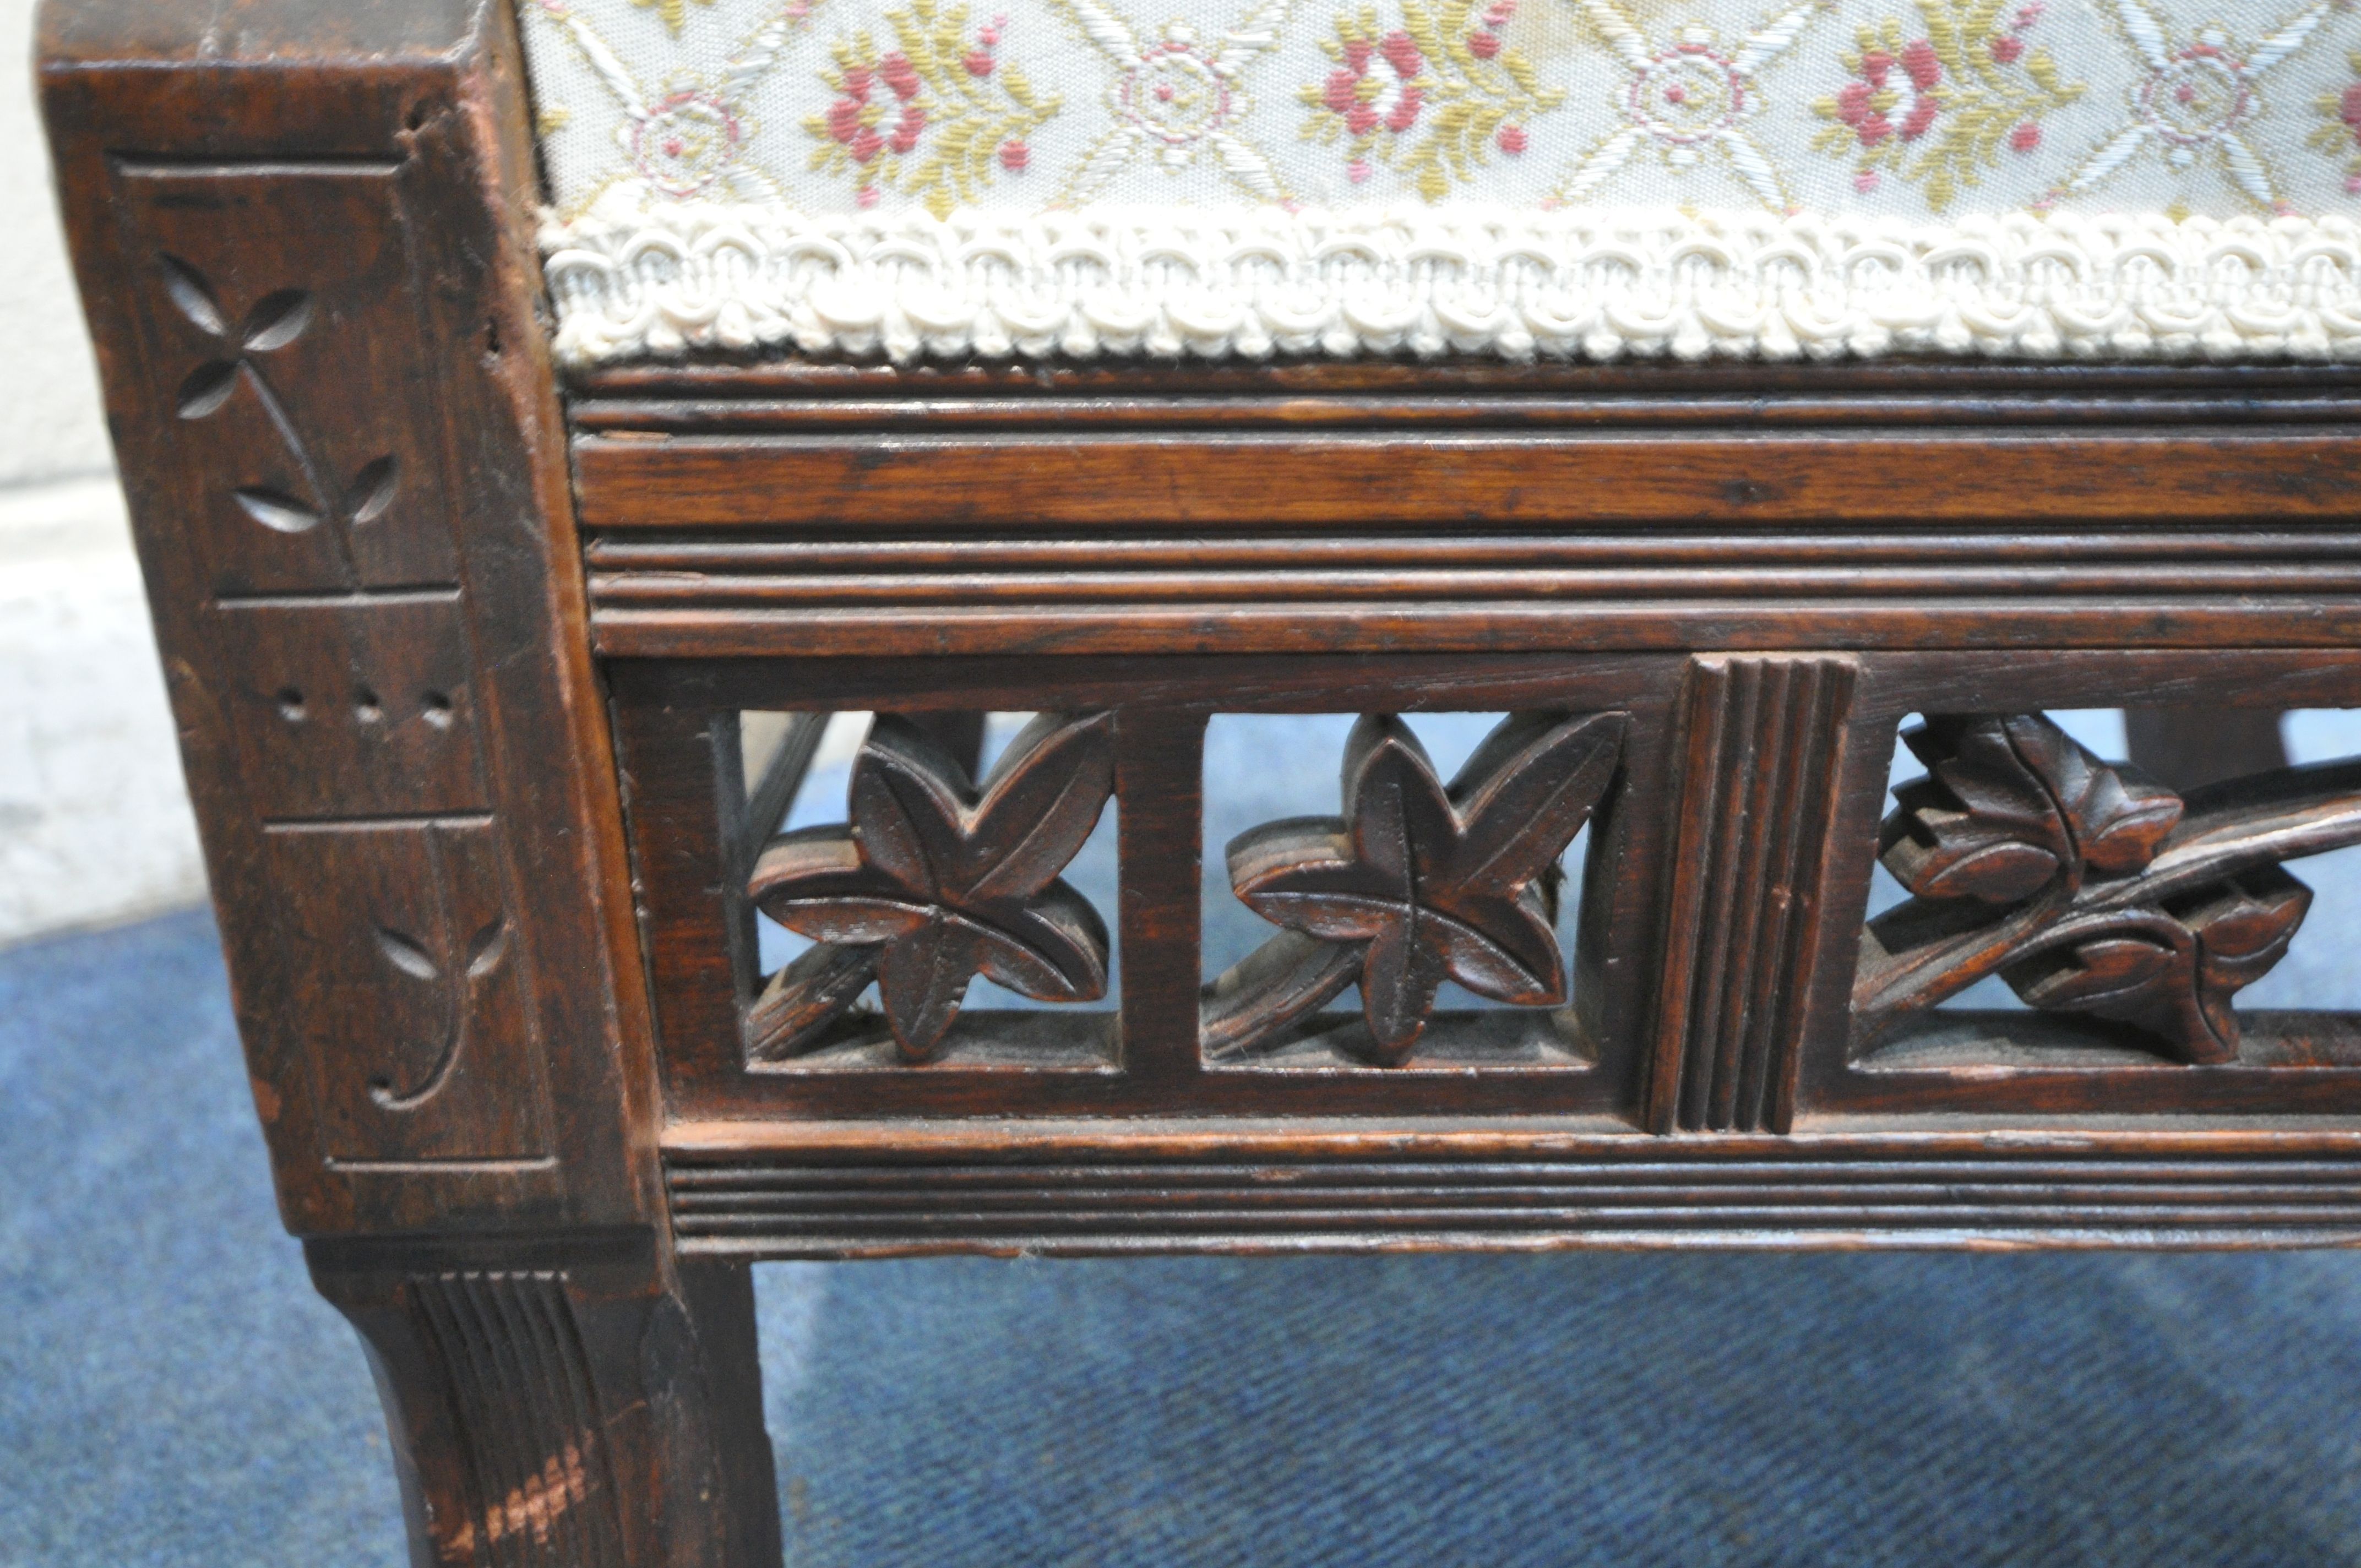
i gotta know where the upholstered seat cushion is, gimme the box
[519,0,2361,362]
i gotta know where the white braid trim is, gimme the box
[537,195,2361,366]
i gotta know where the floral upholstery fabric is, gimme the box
[520,0,2361,362]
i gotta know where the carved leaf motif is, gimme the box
[368,912,515,1107]
[1856,716,2361,1066]
[2188,865,2313,999]
[240,288,313,352]
[464,917,512,980]
[748,712,1115,1061]
[155,263,347,558]
[233,486,323,534]
[747,942,883,1063]
[1880,714,2182,903]
[1223,711,1623,1065]
[2004,866,2311,1064]
[159,255,228,337]
[350,456,401,525]
[376,925,440,982]
[177,360,240,420]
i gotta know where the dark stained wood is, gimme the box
[590,600,2361,661]
[1113,709,1207,1091]
[309,1233,779,1568]
[608,654,1678,1120]
[571,354,2361,408]
[1212,711,1623,1065]
[41,0,655,1237]
[747,712,1117,1061]
[1860,715,2361,1064]
[42,4,772,1564]
[1781,651,2361,1119]
[588,530,2361,572]
[1646,657,1856,1136]
[574,429,2361,531]
[657,1120,2361,1256]
[51,4,2361,1561]
[898,711,987,777]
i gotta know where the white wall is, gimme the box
[0,0,209,944]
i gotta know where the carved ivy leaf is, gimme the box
[2003,865,2311,1064]
[749,712,1115,1060]
[1880,714,2182,905]
[1227,711,1623,1064]
[2188,864,2314,1000]
[747,942,882,1063]
[368,916,503,1107]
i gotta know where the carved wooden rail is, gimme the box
[612,671,2361,1137]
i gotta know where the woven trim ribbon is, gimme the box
[540,198,2361,363]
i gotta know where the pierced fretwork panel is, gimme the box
[1853,707,2361,1075]
[612,660,1691,1125]
[1201,710,1625,1069]
[736,710,1122,1068]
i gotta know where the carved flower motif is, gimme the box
[750,712,1114,1060]
[1225,712,1622,1063]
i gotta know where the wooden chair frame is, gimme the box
[40,1,2361,1561]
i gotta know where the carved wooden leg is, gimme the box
[2125,705,2288,792]
[899,711,988,777]
[308,1234,780,1568]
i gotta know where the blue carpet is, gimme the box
[10,908,2361,1564]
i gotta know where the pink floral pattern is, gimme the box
[2312,51,2361,193]
[1811,0,2085,209]
[803,0,1059,215]
[1298,1,1563,197]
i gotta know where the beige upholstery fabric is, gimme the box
[520,0,2361,361]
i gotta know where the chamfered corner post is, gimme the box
[38,1,777,1562]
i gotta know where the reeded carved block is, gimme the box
[1646,656,1856,1134]
[408,1271,629,1568]
[1205,711,1624,1067]
[1857,712,2361,1063]
[268,820,551,1163]
[747,712,1117,1061]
